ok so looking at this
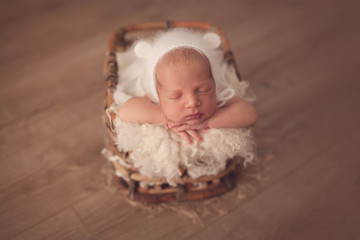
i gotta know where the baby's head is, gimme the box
[134,28,235,122]
[155,48,217,124]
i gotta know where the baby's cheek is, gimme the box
[159,103,173,118]
[162,105,182,122]
[166,110,180,121]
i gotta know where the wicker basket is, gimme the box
[104,21,242,204]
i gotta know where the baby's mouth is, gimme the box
[185,113,203,120]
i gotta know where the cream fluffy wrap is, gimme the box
[111,116,256,183]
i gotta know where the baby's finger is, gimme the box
[186,130,203,142]
[167,121,182,128]
[200,128,210,133]
[175,122,208,132]
[172,124,190,132]
[173,124,200,132]
[177,131,193,145]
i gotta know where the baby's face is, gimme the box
[156,56,217,125]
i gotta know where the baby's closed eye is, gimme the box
[197,87,211,94]
[168,93,183,100]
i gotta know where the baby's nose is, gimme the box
[185,94,200,108]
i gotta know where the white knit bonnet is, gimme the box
[134,28,235,106]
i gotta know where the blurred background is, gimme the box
[1,0,360,239]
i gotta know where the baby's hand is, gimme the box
[176,130,203,145]
[167,119,209,144]
[170,120,210,133]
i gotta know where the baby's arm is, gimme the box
[118,96,202,144]
[117,96,166,124]
[207,97,258,129]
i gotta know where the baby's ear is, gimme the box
[134,41,152,58]
[203,32,222,49]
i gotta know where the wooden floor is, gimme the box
[1,0,360,239]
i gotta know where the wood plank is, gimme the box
[10,208,95,240]
[73,188,215,240]
[0,37,105,133]
[0,142,105,239]
[0,33,106,184]
[0,0,142,85]
[0,96,107,239]
[0,88,104,189]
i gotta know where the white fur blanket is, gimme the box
[107,109,256,184]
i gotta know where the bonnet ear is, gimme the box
[134,41,152,58]
[202,32,222,49]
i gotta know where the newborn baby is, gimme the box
[117,29,257,144]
